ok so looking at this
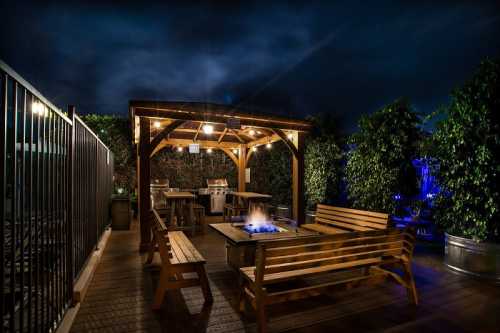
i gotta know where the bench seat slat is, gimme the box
[168,231,205,264]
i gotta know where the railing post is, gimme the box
[67,105,75,303]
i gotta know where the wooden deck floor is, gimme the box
[70,218,500,333]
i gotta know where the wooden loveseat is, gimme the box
[239,228,417,333]
[302,204,389,234]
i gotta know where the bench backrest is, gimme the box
[254,228,415,286]
[314,204,389,232]
[151,209,171,266]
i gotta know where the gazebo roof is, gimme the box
[129,100,313,150]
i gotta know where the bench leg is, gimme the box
[403,262,418,305]
[196,265,213,303]
[145,238,156,265]
[152,266,170,310]
[256,297,267,333]
[238,276,246,313]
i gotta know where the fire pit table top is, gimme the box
[209,219,319,244]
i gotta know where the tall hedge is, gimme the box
[432,59,500,241]
[304,136,341,209]
[346,99,422,214]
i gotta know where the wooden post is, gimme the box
[292,132,305,225]
[238,144,247,192]
[138,117,151,252]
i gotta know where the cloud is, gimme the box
[1,0,499,132]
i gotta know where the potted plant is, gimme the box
[432,59,500,281]
[111,186,132,230]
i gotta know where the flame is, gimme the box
[244,206,280,234]
[245,206,269,225]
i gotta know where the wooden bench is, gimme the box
[145,209,213,309]
[302,204,389,234]
[239,228,417,333]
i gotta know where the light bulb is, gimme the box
[207,148,213,153]
[232,149,238,154]
[249,129,256,136]
[287,133,293,140]
[177,146,183,152]
[252,146,257,152]
[202,124,214,134]
[153,121,161,128]
[266,142,272,149]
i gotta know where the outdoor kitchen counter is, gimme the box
[209,221,319,269]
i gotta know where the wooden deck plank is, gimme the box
[70,217,500,333]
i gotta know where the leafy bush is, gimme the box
[432,59,500,241]
[247,141,292,206]
[305,136,342,209]
[81,114,135,193]
[346,99,422,214]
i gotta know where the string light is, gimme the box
[177,146,183,152]
[203,124,214,134]
[249,129,256,136]
[287,133,293,140]
[232,148,238,154]
[266,142,272,149]
[153,121,161,128]
[252,146,257,152]
[207,148,213,153]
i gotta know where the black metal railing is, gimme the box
[1,61,114,333]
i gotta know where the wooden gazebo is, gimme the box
[129,101,312,251]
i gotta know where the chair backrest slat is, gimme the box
[315,204,389,231]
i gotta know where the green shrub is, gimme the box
[346,99,422,214]
[305,136,342,209]
[81,114,135,193]
[432,59,500,241]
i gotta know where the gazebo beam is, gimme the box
[218,127,228,143]
[133,106,312,131]
[247,133,281,149]
[220,148,239,166]
[149,119,185,155]
[138,117,151,252]
[154,138,240,151]
[292,132,306,224]
[238,144,247,192]
[271,128,299,158]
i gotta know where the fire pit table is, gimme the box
[209,217,319,270]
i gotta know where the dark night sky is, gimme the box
[1,1,499,132]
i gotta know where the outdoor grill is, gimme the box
[206,178,230,213]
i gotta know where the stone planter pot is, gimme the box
[305,210,316,224]
[445,233,500,283]
[111,197,131,230]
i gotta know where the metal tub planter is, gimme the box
[445,233,500,283]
